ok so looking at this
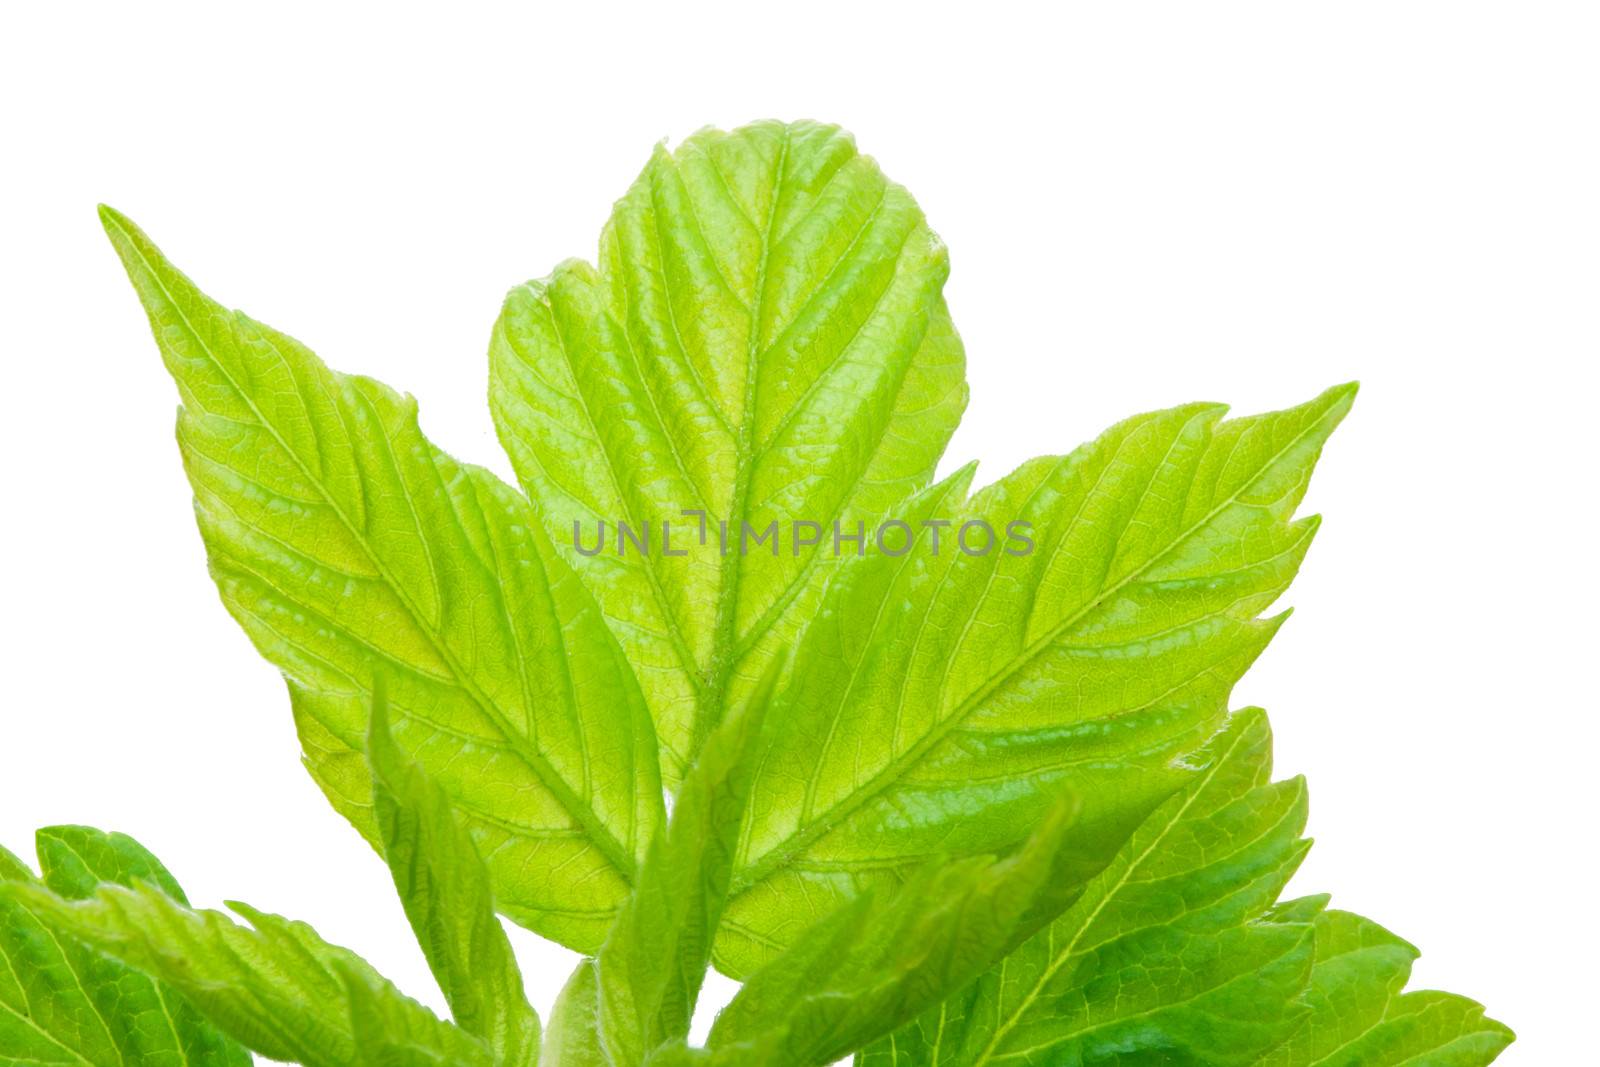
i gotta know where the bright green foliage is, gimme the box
[7,883,492,1067]
[100,205,663,954]
[857,709,1513,1067]
[857,709,1313,1065]
[336,959,490,1067]
[68,120,1509,1067]
[368,686,543,1065]
[1262,909,1514,1066]
[3,688,561,1067]
[490,120,968,784]
[0,829,249,1067]
[709,797,1081,1067]
[594,661,781,1064]
[716,386,1355,974]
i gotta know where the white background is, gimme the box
[2,3,1594,1061]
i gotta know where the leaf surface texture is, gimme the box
[491,120,968,781]
[718,386,1355,973]
[709,796,1081,1067]
[7,882,493,1067]
[368,689,543,1064]
[102,206,663,954]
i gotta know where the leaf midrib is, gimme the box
[728,400,1343,900]
[728,192,924,667]
[108,213,638,886]
[696,126,792,757]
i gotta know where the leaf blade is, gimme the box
[490,120,968,781]
[859,707,1317,1067]
[595,659,782,1064]
[1262,909,1513,1067]
[708,794,1081,1067]
[0,831,249,1067]
[721,387,1356,973]
[543,961,607,1067]
[102,205,664,953]
[6,881,492,1067]
[368,686,542,1064]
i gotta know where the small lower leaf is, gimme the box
[0,829,249,1067]
[544,961,608,1067]
[595,659,782,1064]
[4,881,490,1067]
[369,685,542,1064]
[709,794,1081,1067]
[860,708,1316,1066]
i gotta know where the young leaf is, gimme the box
[338,959,495,1067]
[718,386,1356,973]
[1261,908,1514,1066]
[368,684,542,1064]
[706,794,1081,1067]
[543,961,606,1067]
[0,830,249,1067]
[594,659,782,1064]
[490,119,968,782]
[34,826,188,902]
[5,880,491,1067]
[857,707,1316,1066]
[101,206,664,954]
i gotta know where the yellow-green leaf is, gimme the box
[490,120,968,783]
[101,207,664,953]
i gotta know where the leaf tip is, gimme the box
[1320,380,1361,422]
[224,899,266,927]
[33,825,69,849]
[1283,773,1311,807]
[1259,607,1295,642]
[1274,892,1332,924]
[95,203,171,296]
[96,203,140,246]
[1223,705,1273,746]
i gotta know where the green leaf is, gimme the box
[338,959,494,1067]
[490,119,968,783]
[1262,908,1513,1066]
[91,122,1507,1067]
[643,1041,762,1067]
[368,683,542,1064]
[717,386,1356,974]
[595,658,782,1064]
[34,827,188,903]
[543,961,606,1067]
[857,711,1513,1067]
[4,880,492,1067]
[0,830,250,1067]
[706,794,1081,1067]
[858,707,1316,1066]
[101,205,664,954]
